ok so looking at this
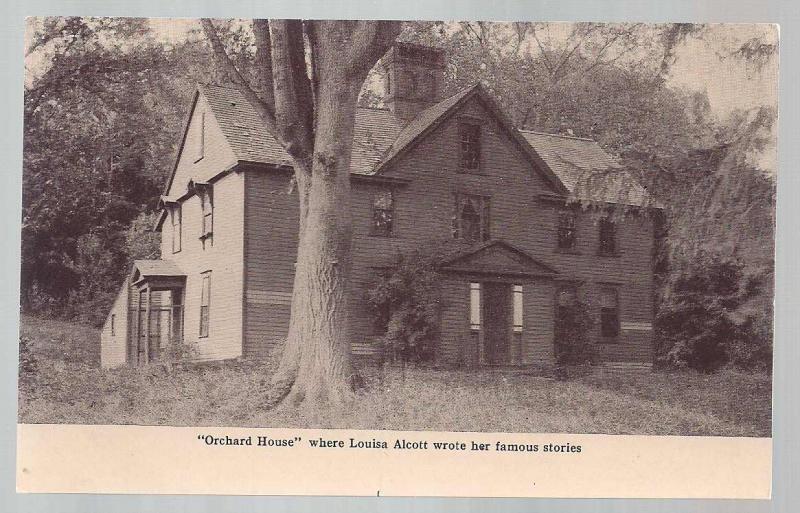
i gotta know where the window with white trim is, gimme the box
[199,273,211,338]
[171,204,182,253]
[199,186,213,248]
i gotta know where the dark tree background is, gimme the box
[22,18,776,371]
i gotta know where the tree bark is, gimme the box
[269,81,361,407]
[203,19,400,408]
[263,21,401,408]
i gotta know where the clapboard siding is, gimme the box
[242,171,298,358]
[235,94,654,365]
[100,278,130,368]
[165,170,245,361]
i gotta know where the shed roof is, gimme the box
[131,259,186,279]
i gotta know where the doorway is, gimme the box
[482,282,512,365]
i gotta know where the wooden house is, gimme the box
[101,42,658,371]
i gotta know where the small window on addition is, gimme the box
[600,287,620,340]
[110,314,116,336]
[371,190,394,237]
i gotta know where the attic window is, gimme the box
[195,111,205,162]
[459,123,481,170]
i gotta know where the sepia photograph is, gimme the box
[19,17,776,440]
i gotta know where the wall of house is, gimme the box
[164,92,238,202]
[100,278,130,368]
[241,95,655,365]
[165,172,244,361]
[241,170,298,359]
[155,91,246,362]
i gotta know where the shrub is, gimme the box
[554,300,597,367]
[656,252,773,372]
[365,249,444,364]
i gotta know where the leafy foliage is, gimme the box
[656,253,772,372]
[365,248,445,364]
[554,300,597,367]
[22,18,214,324]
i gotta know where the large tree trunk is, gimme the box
[268,54,365,408]
[202,19,400,409]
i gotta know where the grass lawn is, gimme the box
[18,315,771,436]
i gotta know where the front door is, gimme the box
[483,282,512,365]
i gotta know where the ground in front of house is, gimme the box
[18,316,771,437]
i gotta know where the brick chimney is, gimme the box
[382,42,446,123]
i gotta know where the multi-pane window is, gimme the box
[557,210,577,250]
[469,282,481,331]
[512,285,524,333]
[171,204,182,253]
[111,314,116,336]
[598,217,617,255]
[372,190,394,236]
[453,193,490,242]
[199,273,211,338]
[600,287,620,339]
[459,123,481,170]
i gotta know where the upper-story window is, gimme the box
[459,122,481,170]
[453,193,490,243]
[195,111,205,162]
[557,210,577,250]
[598,217,617,255]
[198,185,213,248]
[170,204,182,254]
[371,190,394,237]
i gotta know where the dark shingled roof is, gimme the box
[199,83,652,206]
[201,84,403,173]
[519,130,653,206]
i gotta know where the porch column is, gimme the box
[144,284,151,363]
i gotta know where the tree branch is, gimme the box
[344,20,402,77]
[269,19,314,168]
[252,19,275,107]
